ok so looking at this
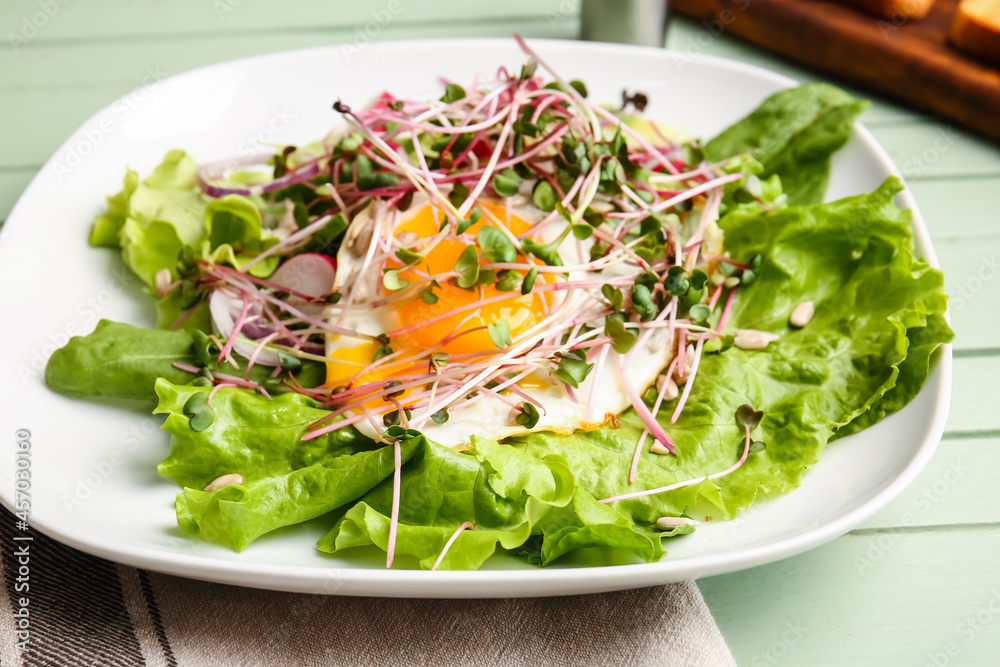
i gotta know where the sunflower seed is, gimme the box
[789,301,815,328]
[203,473,244,493]
[734,329,780,350]
[656,516,700,530]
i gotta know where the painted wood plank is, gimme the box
[948,356,1000,435]
[0,17,576,169]
[935,235,1000,353]
[0,0,572,43]
[699,528,1000,666]
[860,438,1000,530]
[869,122,1000,180]
[0,16,575,91]
[909,176,1000,240]
[666,17,923,125]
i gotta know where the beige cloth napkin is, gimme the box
[0,509,735,666]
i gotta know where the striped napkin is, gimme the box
[0,508,734,666]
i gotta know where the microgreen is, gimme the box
[477,227,517,263]
[189,408,215,432]
[735,404,764,431]
[630,284,657,321]
[354,155,399,190]
[183,393,209,416]
[532,180,558,212]
[487,320,513,348]
[431,408,450,424]
[455,207,481,235]
[441,83,466,104]
[689,304,712,325]
[553,353,594,388]
[449,183,470,209]
[383,268,410,291]
[277,351,301,371]
[454,245,480,289]
[395,248,424,265]
[521,266,538,294]
[492,168,522,198]
[516,402,540,429]
[495,269,522,292]
[602,285,624,312]
[604,316,637,354]
[663,266,690,297]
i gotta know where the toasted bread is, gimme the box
[834,0,935,20]
[951,0,1000,67]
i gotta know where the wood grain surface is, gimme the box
[673,0,1000,141]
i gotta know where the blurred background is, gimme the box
[2,1,999,665]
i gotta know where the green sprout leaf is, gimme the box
[477,226,517,264]
[521,266,538,294]
[189,408,215,432]
[183,392,208,416]
[487,319,513,348]
[515,402,540,429]
[689,304,712,325]
[455,207,481,236]
[532,180,558,212]
[572,224,594,240]
[553,354,594,389]
[492,168,522,198]
[601,284,624,312]
[663,266,690,297]
[441,83,467,104]
[454,245,480,289]
[382,269,410,291]
[735,404,764,431]
[277,351,301,371]
[604,316,637,354]
[431,409,450,424]
[630,283,657,321]
[448,183,470,209]
[394,248,423,265]
[496,269,522,292]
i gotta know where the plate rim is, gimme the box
[0,37,954,597]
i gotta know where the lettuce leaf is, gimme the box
[44,319,324,403]
[704,83,870,205]
[45,320,198,400]
[155,380,405,551]
[317,177,951,567]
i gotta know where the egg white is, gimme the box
[327,191,676,448]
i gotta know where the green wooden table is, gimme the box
[2,2,997,664]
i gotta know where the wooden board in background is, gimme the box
[672,0,1000,141]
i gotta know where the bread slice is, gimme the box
[834,0,935,20]
[951,0,1000,67]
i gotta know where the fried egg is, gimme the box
[326,191,676,448]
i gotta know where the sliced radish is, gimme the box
[270,253,338,299]
[209,290,281,366]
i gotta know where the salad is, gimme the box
[45,38,952,570]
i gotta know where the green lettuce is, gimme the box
[47,84,952,570]
[315,177,951,567]
[45,320,198,400]
[704,83,870,205]
[155,380,406,551]
[44,320,324,403]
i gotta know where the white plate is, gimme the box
[0,38,952,598]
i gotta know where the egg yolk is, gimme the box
[326,200,550,392]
